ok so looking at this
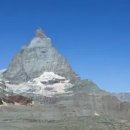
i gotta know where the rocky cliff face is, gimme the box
[3,28,79,83]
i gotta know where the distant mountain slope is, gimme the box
[70,79,106,94]
[113,92,130,102]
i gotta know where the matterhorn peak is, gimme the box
[28,28,51,48]
[35,28,46,38]
[3,29,79,83]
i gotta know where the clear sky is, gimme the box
[0,0,130,92]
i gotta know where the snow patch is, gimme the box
[33,72,66,83]
[1,101,8,106]
[94,112,100,116]
[0,69,6,73]
[6,72,73,97]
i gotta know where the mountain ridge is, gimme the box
[3,28,79,83]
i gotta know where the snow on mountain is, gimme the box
[0,69,6,73]
[33,72,66,83]
[6,72,73,97]
[3,28,79,83]
[0,69,6,79]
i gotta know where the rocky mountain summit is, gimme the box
[0,28,130,130]
[3,28,79,83]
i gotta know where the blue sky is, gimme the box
[0,0,130,92]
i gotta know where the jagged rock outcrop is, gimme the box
[0,95,32,105]
[0,79,10,98]
[3,28,79,83]
[0,99,3,105]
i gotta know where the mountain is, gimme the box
[0,28,130,130]
[0,69,6,79]
[113,92,130,102]
[0,69,6,74]
[3,28,79,83]
[0,28,104,98]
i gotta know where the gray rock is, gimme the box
[0,80,10,98]
[3,28,79,83]
[70,79,106,94]
[113,92,130,102]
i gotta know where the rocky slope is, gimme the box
[113,92,130,102]
[3,28,79,83]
